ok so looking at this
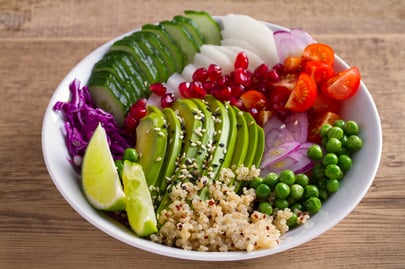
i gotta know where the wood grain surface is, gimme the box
[1,0,404,268]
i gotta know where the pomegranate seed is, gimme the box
[207,64,222,81]
[216,75,230,87]
[233,68,252,87]
[229,97,244,110]
[213,86,232,101]
[234,51,249,69]
[179,81,191,98]
[161,92,176,108]
[272,63,284,76]
[254,63,270,81]
[150,82,167,96]
[265,68,281,82]
[229,82,245,98]
[124,116,138,134]
[129,98,147,119]
[247,107,259,118]
[189,81,206,98]
[192,67,208,82]
[203,81,215,93]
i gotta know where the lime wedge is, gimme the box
[122,160,157,237]
[82,123,126,211]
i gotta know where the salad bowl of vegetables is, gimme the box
[42,11,382,261]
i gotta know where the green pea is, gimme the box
[279,169,295,185]
[274,198,289,209]
[318,189,329,201]
[324,164,342,180]
[311,164,325,181]
[322,152,339,166]
[287,213,298,228]
[249,177,263,189]
[258,201,273,215]
[290,202,304,213]
[263,172,278,188]
[304,185,319,199]
[115,159,124,177]
[317,178,328,190]
[290,184,304,201]
[338,154,353,171]
[295,173,309,187]
[304,197,322,214]
[333,119,346,129]
[346,135,363,152]
[327,126,344,140]
[320,124,332,138]
[274,182,290,199]
[325,137,342,153]
[256,184,271,199]
[344,120,359,135]
[307,144,323,161]
[326,179,340,193]
[123,148,139,162]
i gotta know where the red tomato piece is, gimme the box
[321,66,361,100]
[302,43,335,66]
[283,57,302,74]
[310,92,341,115]
[308,111,341,143]
[240,90,269,111]
[285,73,317,112]
[303,60,334,86]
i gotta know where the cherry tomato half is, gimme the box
[240,90,269,111]
[303,60,334,86]
[302,43,335,66]
[321,66,361,100]
[308,111,341,143]
[285,73,317,112]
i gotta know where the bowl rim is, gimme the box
[42,16,383,261]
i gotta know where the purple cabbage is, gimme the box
[53,79,133,169]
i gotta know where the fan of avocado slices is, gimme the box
[85,10,265,211]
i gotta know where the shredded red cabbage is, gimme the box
[53,79,133,169]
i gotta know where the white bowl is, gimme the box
[42,17,382,261]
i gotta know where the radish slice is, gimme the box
[166,73,186,97]
[221,14,280,66]
[221,39,258,56]
[193,53,217,68]
[200,45,234,73]
[274,29,315,63]
[260,141,300,169]
[225,46,265,72]
[181,64,198,82]
[284,112,309,143]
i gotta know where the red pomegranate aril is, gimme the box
[189,81,206,98]
[161,92,176,108]
[230,82,245,98]
[265,68,281,82]
[229,97,244,110]
[213,86,232,101]
[192,67,208,82]
[203,81,215,93]
[179,81,192,98]
[124,116,138,134]
[129,98,148,119]
[150,82,167,96]
[234,51,249,69]
[207,64,222,81]
[272,63,284,76]
[233,68,252,87]
[217,74,230,87]
[254,63,270,81]
[247,107,259,118]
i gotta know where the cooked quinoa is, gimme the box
[150,166,303,252]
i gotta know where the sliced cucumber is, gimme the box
[184,10,222,45]
[173,15,205,47]
[87,70,131,126]
[111,36,160,84]
[159,20,199,64]
[141,23,185,73]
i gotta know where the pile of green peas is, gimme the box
[251,119,363,228]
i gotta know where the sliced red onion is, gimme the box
[260,141,300,169]
[263,115,295,151]
[284,112,308,143]
[274,29,315,63]
[260,150,313,176]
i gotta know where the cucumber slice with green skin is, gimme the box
[102,50,151,99]
[111,37,160,84]
[184,10,222,45]
[172,15,206,47]
[131,31,175,81]
[141,24,185,73]
[87,70,131,126]
[159,20,199,64]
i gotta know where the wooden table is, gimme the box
[1,0,404,268]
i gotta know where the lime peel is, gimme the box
[82,123,126,211]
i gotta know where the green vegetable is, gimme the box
[258,201,273,215]
[123,148,139,162]
[263,172,278,188]
[256,184,271,199]
[307,144,323,161]
[274,182,290,199]
[278,169,295,185]
[304,197,322,214]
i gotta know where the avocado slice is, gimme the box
[253,124,265,167]
[135,105,168,188]
[242,112,259,168]
[229,106,249,167]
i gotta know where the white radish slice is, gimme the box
[166,72,186,97]
[193,53,218,68]
[181,64,198,82]
[221,39,258,56]
[146,91,162,109]
[222,46,265,71]
[221,14,280,66]
[199,45,234,74]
